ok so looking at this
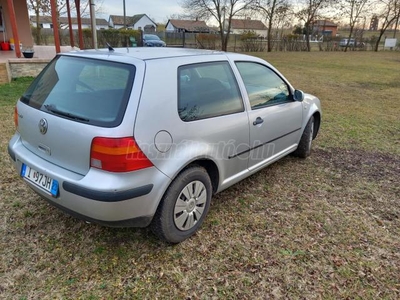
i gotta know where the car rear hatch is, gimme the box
[16,54,143,175]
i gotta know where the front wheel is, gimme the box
[293,116,314,158]
[151,166,212,243]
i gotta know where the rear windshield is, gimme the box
[21,55,135,127]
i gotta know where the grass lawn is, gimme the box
[0,52,399,299]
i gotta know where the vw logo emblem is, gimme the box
[39,118,48,135]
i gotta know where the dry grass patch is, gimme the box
[0,52,399,299]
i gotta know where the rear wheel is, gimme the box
[293,116,314,158]
[151,166,212,243]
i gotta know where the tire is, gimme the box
[293,116,314,158]
[151,166,212,243]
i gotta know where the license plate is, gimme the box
[21,164,59,197]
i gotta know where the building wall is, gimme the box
[8,59,49,78]
[165,22,176,32]
[31,21,52,29]
[113,24,134,30]
[133,16,156,31]
[1,0,34,47]
[112,17,155,31]
[315,25,337,37]
[326,26,337,37]
[65,24,107,30]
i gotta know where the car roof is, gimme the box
[61,47,231,61]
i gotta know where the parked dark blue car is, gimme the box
[143,34,166,47]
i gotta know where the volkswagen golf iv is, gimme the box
[9,48,321,243]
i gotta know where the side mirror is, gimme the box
[293,89,304,102]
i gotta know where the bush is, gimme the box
[240,31,265,52]
[279,34,308,51]
[196,33,218,50]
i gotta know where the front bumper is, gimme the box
[8,133,171,227]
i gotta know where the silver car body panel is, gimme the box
[9,133,171,224]
[17,56,146,176]
[134,55,251,190]
[8,48,322,225]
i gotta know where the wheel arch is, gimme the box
[312,111,321,139]
[172,158,220,194]
[184,159,219,195]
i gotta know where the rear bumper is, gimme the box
[63,181,153,202]
[37,193,154,227]
[8,133,171,227]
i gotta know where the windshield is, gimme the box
[21,56,135,127]
[144,35,160,41]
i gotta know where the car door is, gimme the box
[235,61,303,171]
[134,58,251,191]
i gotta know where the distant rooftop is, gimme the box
[167,19,210,32]
[230,18,267,30]
[29,16,109,26]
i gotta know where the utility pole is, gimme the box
[123,0,126,29]
[90,0,97,49]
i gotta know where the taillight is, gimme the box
[14,106,18,129]
[90,137,153,172]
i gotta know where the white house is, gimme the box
[227,18,268,37]
[109,14,157,32]
[30,16,109,30]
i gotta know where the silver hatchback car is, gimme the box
[8,48,321,243]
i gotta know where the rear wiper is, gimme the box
[44,104,90,122]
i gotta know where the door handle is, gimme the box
[253,117,264,126]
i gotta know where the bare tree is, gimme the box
[374,0,400,51]
[181,0,256,51]
[339,0,370,52]
[273,4,293,46]
[253,0,292,52]
[296,0,330,51]
[28,0,50,45]
[43,0,103,26]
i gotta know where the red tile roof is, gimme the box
[30,16,109,26]
[230,19,267,30]
[109,14,156,26]
[168,19,210,32]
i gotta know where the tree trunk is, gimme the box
[223,32,229,51]
[375,29,386,52]
[267,1,276,52]
[223,16,233,52]
[305,24,311,52]
[219,27,225,51]
[35,9,42,45]
[267,16,273,52]
[344,27,354,52]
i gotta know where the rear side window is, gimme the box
[178,61,244,122]
[21,56,135,127]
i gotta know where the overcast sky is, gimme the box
[97,0,184,24]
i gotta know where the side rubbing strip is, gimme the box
[228,128,301,159]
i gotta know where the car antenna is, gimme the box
[106,43,114,52]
